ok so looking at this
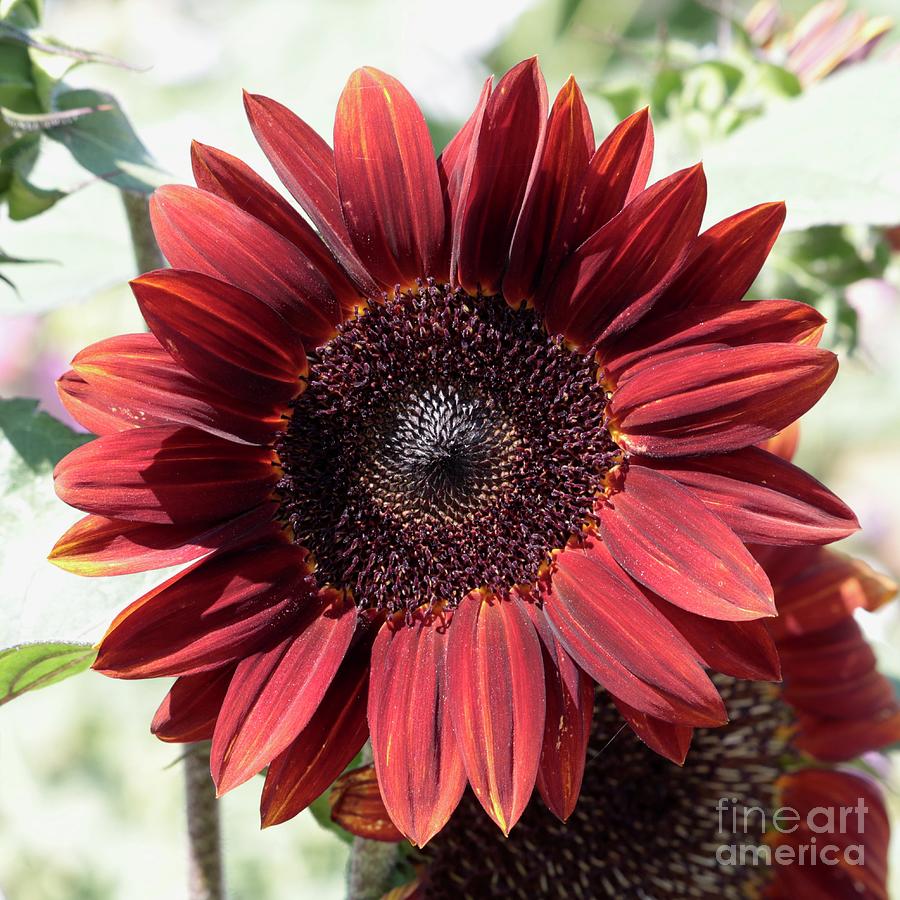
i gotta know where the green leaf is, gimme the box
[46,87,164,193]
[755,62,802,99]
[0,39,41,111]
[701,60,900,231]
[0,641,95,705]
[0,399,162,697]
[557,0,584,35]
[308,792,354,845]
[0,396,90,470]
[0,0,42,31]
[6,167,63,218]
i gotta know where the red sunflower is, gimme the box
[51,58,858,844]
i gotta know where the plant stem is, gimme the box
[120,188,165,274]
[184,742,225,900]
[346,743,400,900]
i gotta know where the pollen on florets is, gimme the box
[275,281,618,613]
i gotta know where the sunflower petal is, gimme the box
[57,370,152,436]
[151,664,235,743]
[446,592,545,836]
[598,465,775,621]
[611,695,694,765]
[541,164,706,348]
[368,610,466,847]
[64,334,282,444]
[545,538,727,726]
[453,58,548,296]
[655,202,786,313]
[437,77,492,233]
[260,638,370,827]
[93,539,309,678]
[602,299,826,381]
[762,547,897,641]
[54,424,277,525]
[190,140,363,312]
[540,107,653,292]
[523,601,593,822]
[649,595,781,681]
[640,447,857,546]
[133,268,307,406]
[150,184,339,346]
[334,67,445,289]
[609,343,838,457]
[211,589,357,795]
[243,91,378,296]
[48,504,276,577]
[504,77,594,307]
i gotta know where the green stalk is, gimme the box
[120,188,165,273]
[346,743,401,899]
[183,742,226,900]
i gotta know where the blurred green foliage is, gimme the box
[1,0,161,292]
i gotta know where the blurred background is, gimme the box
[1,0,899,897]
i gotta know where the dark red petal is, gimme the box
[329,765,404,842]
[540,107,653,293]
[602,299,826,382]
[611,695,693,765]
[54,424,277,525]
[437,77,492,248]
[609,343,838,457]
[190,140,363,312]
[48,503,276,577]
[334,67,445,289]
[541,164,707,348]
[648,594,781,681]
[150,184,339,347]
[368,610,465,846]
[774,770,890,899]
[795,708,900,765]
[504,77,594,307]
[453,58,548,296]
[763,547,896,641]
[523,601,593,822]
[151,664,236,743]
[57,370,143,436]
[639,447,857,546]
[260,636,371,827]
[93,539,309,678]
[446,592,545,835]
[778,613,900,761]
[211,589,357,795]
[243,92,378,296]
[66,334,283,445]
[133,268,306,406]
[545,538,727,726]
[655,202,786,313]
[598,465,774,620]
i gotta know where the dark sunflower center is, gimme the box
[275,282,617,613]
[421,675,795,900]
[359,385,517,524]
